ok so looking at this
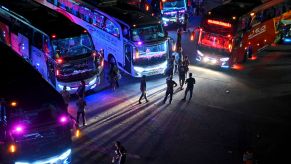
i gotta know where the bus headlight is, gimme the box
[59,149,71,160]
[58,84,71,91]
[89,77,97,86]
[162,17,170,22]
[197,50,204,56]
[220,57,229,62]
[134,66,144,72]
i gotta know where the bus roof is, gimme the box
[251,0,285,13]
[207,0,262,23]
[0,43,66,111]
[83,0,161,27]
[0,0,86,38]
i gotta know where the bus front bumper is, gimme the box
[56,75,99,94]
[196,50,230,68]
[15,148,71,164]
[133,61,167,77]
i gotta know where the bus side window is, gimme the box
[71,4,79,16]
[121,24,129,39]
[263,7,275,21]
[92,12,104,28]
[79,7,91,23]
[104,19,120,38]
[32,31,43,50]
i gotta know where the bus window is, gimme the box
[263,7,275,21]
[71,3,79,16]
[251,11,263,26]
[131,25,165,42]
[92,12,104,28]
[51,34,94,57]
[104,19,120,38]
[79,6,91,23]
[121,24,130,39]
[200,32,231,51]
[33,31,43,50]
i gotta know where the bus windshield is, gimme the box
[52,34,94,58]
[163,0,185,8]
[137,41,167,58]
[9,105,70,160]
[131,24,165,42]
[199,31,232,52]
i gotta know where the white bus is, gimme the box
[35,0,173,77]
[0,0,104,93]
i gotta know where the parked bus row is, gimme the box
[35,0,174,77]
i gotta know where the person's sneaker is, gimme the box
[146,100,149,103]
[139,101,142,104]
[182,98,186,101]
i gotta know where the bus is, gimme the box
[161,0,188,26]
[0,0,104,93]
[242,0,291,52]
[193,0,291,68]
[193,0,262,68]
[0,44,72,164]
[35,0,172,77]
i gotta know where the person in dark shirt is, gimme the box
[76,80,86,98]
[139,75,149,104]
[183,12,189,31]
[112,141,127,164]
[76,96,87,126]
[182,73,196,101]
[178,63,186,90]
[163,75,177,104]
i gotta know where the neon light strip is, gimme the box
[207,19,232,28]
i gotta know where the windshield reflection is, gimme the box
[131,25,165,42]
[52,34,94,58]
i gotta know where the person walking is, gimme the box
[60,86,70,111]
[76,96,87,126]
[166,56,175,77]
[176,27,183,52]
[182,73,196,101]
[183,55,190,78]
[139,75,149,104]
[163,75,177,104]
[76,80,86,98]
[178,63,186,90]
[183,12,189,32]
[110,64,120,90]
[112,141,127,164]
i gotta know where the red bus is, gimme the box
[193,0,290,68]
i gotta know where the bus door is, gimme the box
[31,31,48,79]
[124,44,133,74]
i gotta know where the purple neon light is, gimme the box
[138,41,143,45]
[12,124,24,134]
[59,115,68,124]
